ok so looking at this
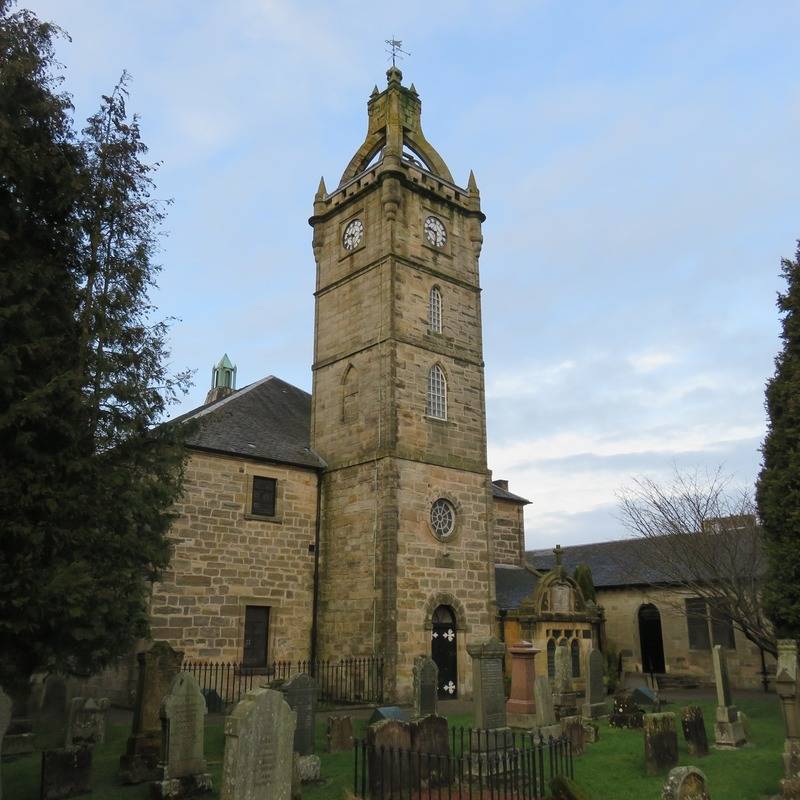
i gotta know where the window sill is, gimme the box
[244,513,283,524]
[424,414,451,424]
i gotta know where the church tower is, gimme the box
[309,67,495,701]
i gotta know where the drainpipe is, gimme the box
[309,469,323,672]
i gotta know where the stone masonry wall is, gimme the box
[492,498,524,566]
[149,450,318,662]
[598,585,774,689]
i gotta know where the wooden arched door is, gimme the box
[431,605,458,699]
[638,603,666,674]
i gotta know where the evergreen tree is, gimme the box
[573,564,597,604]
[756,241,800,638]
[0,2,190,691]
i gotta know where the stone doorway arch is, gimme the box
[431,605,458,699]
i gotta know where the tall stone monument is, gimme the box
[412,656,438,719]
[120,641,184,784]
[581,648,606,720]
[466,637,507,730]
[776,639,800,798]
[221,688,296,800]
[711,645,746,748]
[506,641,540,728]
[280,673,317,756]
[151,672,212,799]
[552,643,577,719]
[533,675,561,739]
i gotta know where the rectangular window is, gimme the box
[251,476,277,517]
[243,605,270,667]
[685,598,711,650]
[710,602,736,650]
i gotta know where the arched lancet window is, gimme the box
[427,364,447,420]
[571,639,581,678]
[547,639,556,679]
[342,364,359,423]
[428,286,442,333]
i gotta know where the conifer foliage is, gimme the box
[0,2,190,691]
[757,241,800,638]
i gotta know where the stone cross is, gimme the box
[221,688,296,800]
[466,637,507,730]
[0,689,12,800]
[120,641,184,784]
[280,673,317,756]
[65,697,109,748]
[711,645,746,748]
[151,672,212,798]
[582,649,606,720]
[506,641,539,728]
[412,656,438,719]
[662,765,711,800]
[643,712,678,776]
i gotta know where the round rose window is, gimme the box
[430,498,456,539]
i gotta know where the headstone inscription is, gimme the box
[0,689,12,800]
[151,672,212,799]
[366,719,413,800]
[662,765,711,800]
[681,705,709,757]
[280,673,317,756]
[643,712,678,776]
[712,645,746,748]
[506,641,540,728]
[534,676,561,739]
[581,649,606,720]
[221,687,296,800]
[412,656,438,719]
[552,644,577,719]
[40,747,92,800]
[65,698,109,748]
[326,715,353,752]
[466,637,507,730]
[119,641,184,784]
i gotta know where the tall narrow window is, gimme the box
[243,605,270,667]
[428,286,442,333]
[251,476,277,517]
[571,638,581,678]
[427,364,447,419]
[342,364,359,423]
[547,639,556,679]
[685,598,711,650]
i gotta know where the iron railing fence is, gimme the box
[353,728,574,800]
[182,656,384,711]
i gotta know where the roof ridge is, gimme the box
[188,375,278,420]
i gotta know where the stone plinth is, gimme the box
[506,641,540,728]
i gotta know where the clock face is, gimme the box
[342,218,364,251]
[424,216,447,248]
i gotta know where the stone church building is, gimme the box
[146,67,770,703]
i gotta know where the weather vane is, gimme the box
[385,38,410,68]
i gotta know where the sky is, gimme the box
[30,1,800,549]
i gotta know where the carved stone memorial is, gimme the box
[506,641,540,728]
[412,656,438,719]
[40,747,92,800]
[221,687,296,800]
[560,715,586,757]
[65,698,109,748]
[581,649,606,720]
[681,705,709,757]
[662,765,711,800]
[367,719,413,800]
[280,673,317,757]
[552,643,577,719]
[120,641,184,784]
[534,676,562,739]
[643,712,678,776]
[712,645,746,748]
[151,672,212,799]
[466,637,507,731]
[0,689,12,800]
[326,715,353,753]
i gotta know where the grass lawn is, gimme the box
[1,698,783,799]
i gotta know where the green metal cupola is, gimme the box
[206,354,237,403]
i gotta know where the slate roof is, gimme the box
[494,564,540,610]
[526,538,675,588]
[173,376,325,469]
[491,483,531,504]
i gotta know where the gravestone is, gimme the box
[39,674,69,748]
[120,641,184,784]
[506,641,540,728]
[466,637,507,730]
[681,705,709,757]
[711,645,746,748]
[560,715,586,757]
[552,644,577,719]
[368,706,408,725]
[609,692,644,729]
[65,698,109,748]
[326,715,353,752]
[221,687,296,800]
[411,714,450,787]
[366,719,413,800]
[534,676,562,739]
[412,656,438,718]
[151,672,212,799]
[662,766,711,800]
[0,689,12,800]
[4,685,35,757]
[581,649,606,720]
[40,747,92,800]
[643,712,679,776]
[631,685,660,708]
[280,673,317,756]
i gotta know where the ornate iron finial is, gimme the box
[553,544,564,567]
[385,37,410,68]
